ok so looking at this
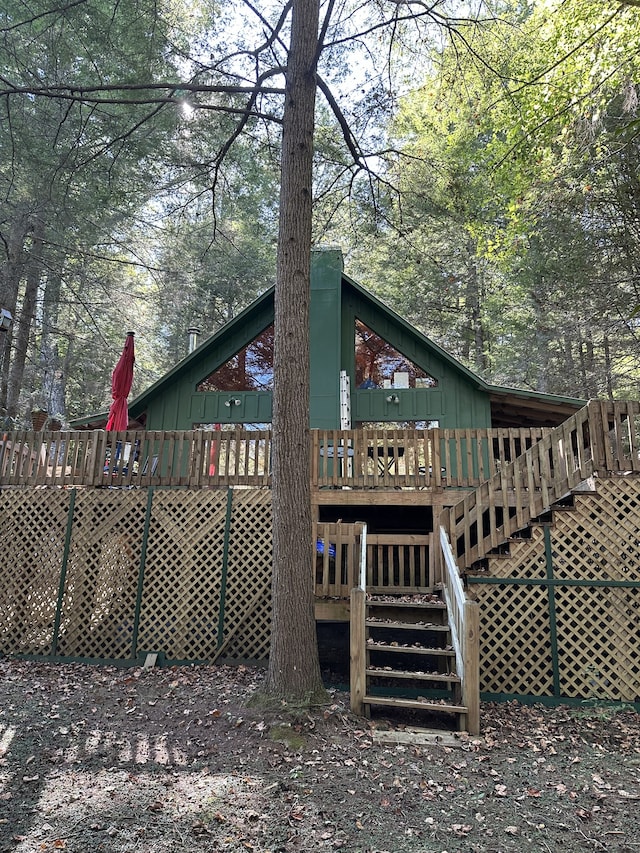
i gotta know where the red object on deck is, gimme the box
[106,332,135,431]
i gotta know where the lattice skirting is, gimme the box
[0,488,272,663]
[471,477,640,702]
[3,479,640,704]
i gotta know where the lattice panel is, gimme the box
[0,490,71,654]
[56,490,148,659]
[473,582,555,696]
[555,585,640,701]
[485,525,547,579]
[216,490,273,661]
[136,490,230,660]
[551,480,640,582]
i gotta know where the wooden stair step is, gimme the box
[366,642,455,657]
[367,599,446,610]
[367,586,441,596]
[366,619,449,631]
[366,667,460,683]
[363,695,467,714]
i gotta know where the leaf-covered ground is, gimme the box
[1,659,638,852]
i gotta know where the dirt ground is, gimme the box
[1,659,639,853]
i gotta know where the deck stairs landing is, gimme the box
[351,588,470,731]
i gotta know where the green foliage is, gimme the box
[346,0,640,399]
[0,0,274,423]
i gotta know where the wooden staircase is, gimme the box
[350,585,478,732]
[441,402,604,573]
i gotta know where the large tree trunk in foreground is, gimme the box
[266,0,325,701]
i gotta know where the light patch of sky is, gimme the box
[178,0,290,80]
[170,0,494,169]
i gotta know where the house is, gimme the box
[71,245,585,550]
[9,248,638,730]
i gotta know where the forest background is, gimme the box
[1,0,639,429]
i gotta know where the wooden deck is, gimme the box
[3,401,640,721]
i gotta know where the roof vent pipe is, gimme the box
[187,327,200,354]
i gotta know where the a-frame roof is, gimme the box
[72,265,585,430]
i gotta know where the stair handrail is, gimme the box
[439,525,480,734]
[440,401,601,571]
[440,399,640,572]
[587,399,640,474]
[439,526,465,677]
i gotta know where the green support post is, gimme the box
[51,489,77,658]
[217,488,234,649]
[543,524,561,697]
[131,487,155,660]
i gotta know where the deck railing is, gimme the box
[314,522,433,598]
[365,534,432,592]
[312,427,550,489]
[440,400,640,571]
[314,521,366,598]
[0,429,272,488]
[0,426,550,489]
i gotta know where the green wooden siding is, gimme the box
[341,285,491,429]
[137,248,492,432]
[144,300,275,430]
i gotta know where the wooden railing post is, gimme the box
[350,586,366,715]
[462,598,480,735]
[587,399,608,473]
[432,526,443,586]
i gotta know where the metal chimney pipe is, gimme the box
[187,327,200,353]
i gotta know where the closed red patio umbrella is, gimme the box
[106,331,135,431]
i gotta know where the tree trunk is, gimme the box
[0,207,31,415]
[603,334,614,400]
[40,266,68,421]
[531,287,550,393]
[6,215,44,419]
[266,0,325,701]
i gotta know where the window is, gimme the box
[197,325,274,392]
[355,320,437,389]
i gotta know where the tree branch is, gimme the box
[316,75,364,168]
[0,0,90,33]
[0,79,285,101]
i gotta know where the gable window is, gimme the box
[197,324,274,392]
[355,320,437,389]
